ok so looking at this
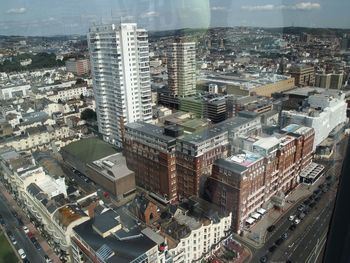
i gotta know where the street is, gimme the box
[0,194,46,263]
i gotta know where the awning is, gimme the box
[251,212,261,220]
[257,208,267,215]
[246,217,255,224]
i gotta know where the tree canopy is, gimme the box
[81,108,97,121]
[0,52,64,72]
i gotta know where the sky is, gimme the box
[0,0,349,36]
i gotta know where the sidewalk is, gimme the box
[0,183,61,263]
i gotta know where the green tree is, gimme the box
[81,108,97,121]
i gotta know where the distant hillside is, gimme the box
[149,28,208,38]
[264,27,350,37]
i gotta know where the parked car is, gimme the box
[269,245,277,253]
[260,255,268,263]
[18,249,26,259]
[297,205,305,212]
[303,199,311,205]
[44,255,53,263]
[289,215,296,221]
[31,238,41,250]
[22,226,29,234]
[309,202,316,208]
[313,189,321,195]
[275,238,284,245]
[298,213,306,220]
[0,215,5,226]
[267,225,276,232]
[294,218,301,225]
[9,235,17,245]
[27,231,34,239]
[281,233,288,240]
[289,224,296,231]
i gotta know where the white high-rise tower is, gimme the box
[88,23,152,147]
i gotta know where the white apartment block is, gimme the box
[45,86,88,103]
[88,23,152,147]
[168,210,232,263]
[0,125,75,152]
[282,92,347,148]
[167,41,196,97]
[0,84,31,100]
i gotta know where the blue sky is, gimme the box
[0,0,349,36]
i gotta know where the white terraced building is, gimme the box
[88,23,152,147]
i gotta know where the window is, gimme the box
[3,2,348,263]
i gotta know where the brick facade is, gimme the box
[208,128,315,233]
[124,122,177,202]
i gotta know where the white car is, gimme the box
[22,226,29,234]
[18,249,26,259]
[294,218,301,225]
[288,215,296,221]
[9,235,17,245]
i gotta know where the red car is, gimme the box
[27,231,33,239]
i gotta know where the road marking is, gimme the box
[305,231,328,263]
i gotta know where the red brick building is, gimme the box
[176,126,229,198]
[65,58,90,76]
[207,125,315,233]
[124,122,178,202]
[130,194,160,225]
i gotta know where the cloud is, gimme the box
[6,7,27,14]
[141,11,159,19]
[292,2,321,10]
[242,5,275,11]
[211,6,226,11]
[242,2,321,11]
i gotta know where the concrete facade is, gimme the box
[88,23,152,147]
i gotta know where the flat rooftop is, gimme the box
[227,151,263,167]
[283,86,342,97]
[253,136,280,150]
[73,207,157,263]
[125,121,175,142]
[282,124,313,136]
[215,151,263,174]
[179,125,228,144]
[300,163,325,179]
[200,72,290,90]
[55,205,87,227]
[0,148,36,172]
[61,137,117,164]
[89,153,133,181]
[279,135,295,146]
[220,116,255,130]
